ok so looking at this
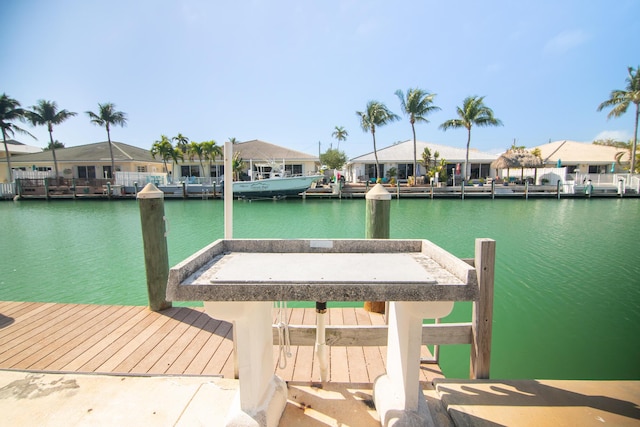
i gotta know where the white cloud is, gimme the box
[543,30,589,55]
[594,130,632,142]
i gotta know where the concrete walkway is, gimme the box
[1,370,638,426]
[0,370,236,426]
[434,379,640,427]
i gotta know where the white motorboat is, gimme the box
[231,173,322,199]
[227,160,322,199]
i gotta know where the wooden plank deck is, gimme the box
[0,302,445,385]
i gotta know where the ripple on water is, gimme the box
[1,198,639,379]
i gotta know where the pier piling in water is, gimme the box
[364,183,391,313]
[137,183,172,311]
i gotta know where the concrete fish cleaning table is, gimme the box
[166,238,494,427]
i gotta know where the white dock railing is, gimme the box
[115,171,169,186]
[13,170,54,180]
[0,183,15,198]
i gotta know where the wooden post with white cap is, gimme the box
[137,183,172,311]
[364,183,391,313]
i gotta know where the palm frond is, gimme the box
[439,119,465,131]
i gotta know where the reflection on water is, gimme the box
[1,198,639,380]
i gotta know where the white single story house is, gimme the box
[345,140,499,183]
[530,140,630,174]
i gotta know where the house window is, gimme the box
[137,166,147,173]
[36,166,52,172]
[181,165,200,177]
[588,165,604,174]
[365,163,384,179]
[397,163,414,179]
[77,166,96,179]
[210,165,224,177]
[284,164,303,176]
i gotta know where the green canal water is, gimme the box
[1,198,639,381]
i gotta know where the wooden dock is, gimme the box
[3,301,639,426]
[0,301,444,384]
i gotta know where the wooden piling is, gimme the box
[137,183,172,311]
[470,238,496,379]
[364,183,391,313]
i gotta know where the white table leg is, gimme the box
[204,301,287,427]
[374,301,453,426]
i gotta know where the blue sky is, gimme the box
[2,0,638,159]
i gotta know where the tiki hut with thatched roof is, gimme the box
[491,149,543,183]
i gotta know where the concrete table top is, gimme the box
[166,239,479,302]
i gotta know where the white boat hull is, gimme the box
[231,175,322,199]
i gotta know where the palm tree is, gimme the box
[169,146,184,180]
[202,140,222,177]
[173,133,190,153]
[597,66,640,174]
[151,135,175,174]
[86,102,127,179]
[613,140,640,173]
[331,126,348,151]
[356,101,399,180]
[228,137,239,145]
[187,141,206,177]
[439,96,502,182]
[395,88,440,179]
[232,152,245,181]
[25,100,77,178]
[0,94,36,182]
[44,140,65,151]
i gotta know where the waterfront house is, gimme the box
[234,139,319,179]
[4,141,166,180]
[180,139,320,181]
[0,139,42,183]
[345,140,499,183]
[530,140,630,174]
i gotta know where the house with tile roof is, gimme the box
[175,139,319,181]
[1,141,165,182]
[226,139,319,180]
[1,139,320,184]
